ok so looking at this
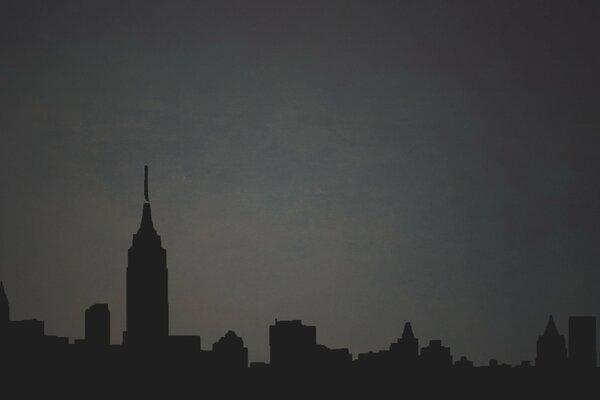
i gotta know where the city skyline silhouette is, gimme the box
[1,0,600,372]
[1,166,598,373]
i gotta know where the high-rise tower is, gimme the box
[389,322,419,367]
[536,315,567,368]
[123,166,169,347]
[568,316,597,369]
[0,281,9,330]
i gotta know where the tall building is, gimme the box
[269,320,317,368]
[389,322,419,367]
[0,281,8,331]
[85,304,110,347]
[568,316,597,369]
[123,166,169,347]
[536,315,567,368]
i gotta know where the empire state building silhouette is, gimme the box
[123,166,169,347]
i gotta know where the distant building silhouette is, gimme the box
[0,282,68,350]
[356,350,387,367]
[0,282,43,347]
[85,304,110,347]
[269,319,351,370]
[314,344,352,367]
[0,281,8,332]
[568,316,597,369]
[536,315,567,368]
[517,360,532,368]
[8,319,47,351]
[123,166,169,348]
[420,340,452,369]
[488,359,511,369]
[389,322,419,368]
[356,322,419,370]
[212,330,248,370]
[455,356,474,369]
[270,319,316,369]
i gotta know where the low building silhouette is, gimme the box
[455,356,474,369]
[516,360,532,368]
[1,281,44,347]
[420,340,452,369]
[212,330,248,370]
[356,350,388,368]
[85,304,110,347]
[488,359,511,369]
[0,282,68,351]
[356,321,420,371]
[6,319,45,346]
[269,319,351,370]
[315,344,352,367]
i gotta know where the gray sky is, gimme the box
[1,0,599,365]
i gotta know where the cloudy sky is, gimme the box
[1,0,599,364]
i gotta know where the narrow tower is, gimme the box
[0,281,9,329]
[123,166,169,348]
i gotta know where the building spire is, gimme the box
[136,166,156,236]
[544,315,560,337]
[144,165,149,202]
[402,322,415,339]
[0,280,9,323]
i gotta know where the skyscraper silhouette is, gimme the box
[123,166,169,348]
[0,281,9,339]
[389,322,419,367]
[568,316,597,369]
[269,320,317,369]
[0,282,8,324]
[536,315,567,368]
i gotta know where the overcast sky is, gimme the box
[1,0,599,364]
